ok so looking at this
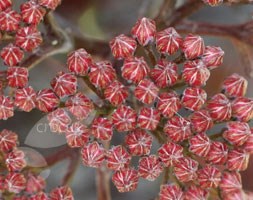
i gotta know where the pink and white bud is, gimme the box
[223,121,251,146]
[67,48,92,76]
[112,168,139,192]
[158,142,184,167]
[51,71,77,98]
[65,92,94,120]
[5,173,26,193]
[5,149,26,171]
[38,0,61,10]
[0,95,14,120]
[15,86,36,112]
[81,142,105,168]
[0,8,21,32]
[138,155,163,181]
[222,73,248,98]
[232,97,253,122]
[89,61,116,88]
[1,44,24,67]
[109,34,137,59]
[0,0,12,11]
[134,79,159,104]
[0,129,18,152]
[50,186,73,200]
[220,172,242,194]
[159,184,183,200]
[111,105,137,132]
[91,117,113,141]
[227,149,249,171]
[131,17,156,46]
[174,157,198,182]
[183,60,210,87]
[202,46,224,68]
[182,34,205,59]
[207,141,228,165]
[106,145,131,171]
[207,93,232,122]
[157,92,181,118]
[104,80,128,106]
[156,27,183,55]
[65,122,90,148]
[189,110,213,133]
[189,132,211,157]
[197,165,221,189]
[35,89,59,113]
[122,56,149,84]
[181,87,207,111]
[7,67,28,88]
[125,129,152,156]
[137,107,160,131]
[15,26,42,52]
[164,115,192,142]
[150,59,178,88]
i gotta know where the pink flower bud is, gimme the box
[227,149,249,171]
[5,149,26,171]
[202,46,224,68]
[156,27,183,55]
[203,0,223,6]
[159,184,183,200]
[174,157,198,182]
[158,142,183,167]
[15,86,36,112]
[137,107,160,131]
[0,129,18,152]
[7,67,28,88]
[189,110,213,133]
[15,26,42,52]
[184,186,209,200]
[0,8,21,32]
[164,115,192,142]
[106,145,131,171]
[125,129,152,156]
[109,34,137,59]
[91,117,113,141]
[38,0,61,10]
[89,61,116,88]
[30,192,48,200]
[51,71,77,98]
[181,87,207,111]
[112,168,139,192]
[111,105,137,132]
[131,17,156,46]
[232,97,253,122]
[183,60,210,87]
[0,95,14,120]
[26,174,45,194]
[104,80,128,106]
[0,0,12,11]
[207,93,232,121]
[182,34,205,59]
[47,108,71,133]
[122,56,149,84]
[50,186,73,200]
[157,92,181,118]
[220,172,242,195]
[138,155,163,181]
[35,88,59,113]
[65,122,90,148]
[5,172,26,193]
[1,44,24,67]
[207,141,228,165]
[244,132,253,154]
[222,73,248,98]
[67,48,92,76]
[197,165,221,189]
[65,92,94,121]
[223,121,251,146]
[150,59,178,88]
[81,142,105,168]
[20,0,46,25]
[134,79,159,104]
[189,132,211,157]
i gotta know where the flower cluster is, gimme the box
[0,129,74,199]
[0,0,62,98]
[0,9,252,200]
